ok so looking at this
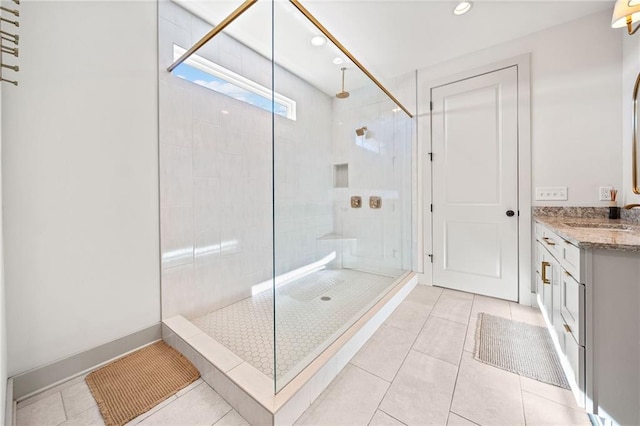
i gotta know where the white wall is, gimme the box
[2,1,160,376]
[622,31,640,206]
[418,10,622,208]
[0,85,6,424]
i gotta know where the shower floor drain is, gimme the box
[320,296,331,301]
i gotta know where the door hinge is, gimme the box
[430,204,433,212]
[428,152,433,161]
[428,254,433,263]
[430,101,433,111]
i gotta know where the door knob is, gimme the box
[506,210,515,217]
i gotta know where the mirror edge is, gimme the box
[633,71,640,194]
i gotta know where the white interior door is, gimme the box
[432,66,519,301]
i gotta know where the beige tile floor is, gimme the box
[15,286,591,426]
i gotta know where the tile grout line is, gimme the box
[126,394,179,426]
[444,294,476,425]
[208,405,234,426]
[513,301,531,426]
[349,363,392,386]
[176,380,204,398]
[370,288,446,423]
[449,410,481,426]
[520,375,529,425]
[370,408,409,426]
[383,322,418,334]
[520,389,585,413]
[410,345,463,369]
[342,362,396,425]
[410,314,469,367]
[16,374,87,412]
[58,392,69,425]
[433,288,477,326]
[210,410,231,426]
[65,403,99,425]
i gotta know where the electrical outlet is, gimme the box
[535,187,568,201]
[599,186,613,201]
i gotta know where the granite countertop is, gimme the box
[534,215,640,252]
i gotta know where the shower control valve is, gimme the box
[370,196,382,209]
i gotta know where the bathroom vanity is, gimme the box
[534,214,640,426]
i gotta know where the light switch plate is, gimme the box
[535,187,568,201]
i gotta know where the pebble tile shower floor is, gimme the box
[192,268,396,380]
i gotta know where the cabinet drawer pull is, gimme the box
[543,237,556,246]
[541,261,551,284]
[564,324,572,333]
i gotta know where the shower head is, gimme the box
[355,126,367,137]
[336,67,350,99]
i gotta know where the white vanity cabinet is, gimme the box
[534,220,640,426]
[535,225,585,403]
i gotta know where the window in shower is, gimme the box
[172,45,296,120]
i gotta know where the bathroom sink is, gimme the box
[563,222,633,232]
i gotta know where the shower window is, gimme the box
[172,45,296,120]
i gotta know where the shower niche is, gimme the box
[158,0,416,423]
[333,163,348,188]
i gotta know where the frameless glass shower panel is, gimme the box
[273,1,413,391]
[158,0,276,383]
[159,0,413,395]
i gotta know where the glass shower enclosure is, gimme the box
[158,0,414,394]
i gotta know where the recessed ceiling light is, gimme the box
[333,57,344,65]
[310,35,327,46]
[453,1,472,16]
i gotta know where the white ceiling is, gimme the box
[174,0,614,96]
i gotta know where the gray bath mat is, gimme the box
[474,313,570,389]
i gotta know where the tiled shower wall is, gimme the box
[158,1,333,320]
[330,80,413,276]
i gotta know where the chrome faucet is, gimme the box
[623,204,640,209]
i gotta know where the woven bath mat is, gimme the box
[86,341,200,426]
[474,313,570,389]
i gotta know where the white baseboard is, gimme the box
[10,323,161,401]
